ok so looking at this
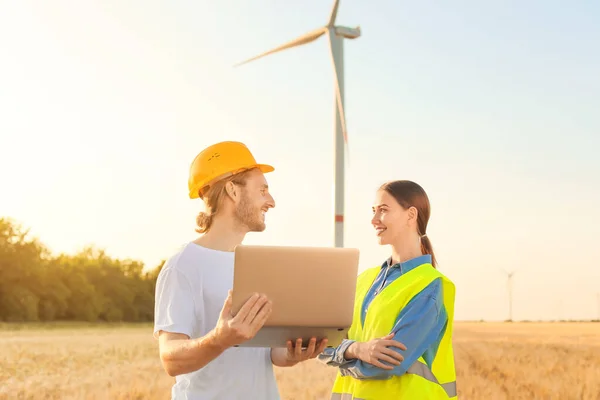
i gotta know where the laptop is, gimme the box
[230,244,360,348]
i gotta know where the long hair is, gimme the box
[379,180,437,268]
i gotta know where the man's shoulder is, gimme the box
[158,242,191,274]
[159,241,234,277]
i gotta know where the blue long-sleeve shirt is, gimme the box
[318,254,448,380]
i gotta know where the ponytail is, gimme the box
[195,211,213,234]
[420,235,437,268]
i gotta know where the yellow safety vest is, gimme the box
[330,263,458,400]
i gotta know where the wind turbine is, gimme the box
[596,292,600,322]
[234,0,361,248]
[501,269,517,322]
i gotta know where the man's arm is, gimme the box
[270,347,297,368]
[154,265,272,376]
[158,330,226,376]
[158,291,272,376]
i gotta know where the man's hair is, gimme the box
[195,168,256,233]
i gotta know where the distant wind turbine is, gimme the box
[596,292,600,322]
[501,269,517,322]
[234,0,361,248]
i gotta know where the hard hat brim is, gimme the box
[189,163,274,199]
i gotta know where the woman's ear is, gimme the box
[407,206,418,224]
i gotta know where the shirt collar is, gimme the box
[382,254,432,274]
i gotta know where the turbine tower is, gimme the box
[234,0,361,248]
[596,292,600,322]
[502,269,517,322]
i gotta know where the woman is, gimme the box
[319,180,457,399]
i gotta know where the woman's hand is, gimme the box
[345,333,407,370]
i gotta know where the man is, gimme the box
[154,141,328,400]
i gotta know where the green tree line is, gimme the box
[0,217,164,322]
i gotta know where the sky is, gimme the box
[1,0,599,322]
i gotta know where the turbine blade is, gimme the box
[327,30,348,147]
[327,0,340,27]
[234,27,326,67]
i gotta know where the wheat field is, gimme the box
[1,322,599,400]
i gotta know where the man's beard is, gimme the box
[235,193,265,232]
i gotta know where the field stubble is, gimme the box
[1,322,599,400]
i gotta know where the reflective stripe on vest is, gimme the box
[407,361,457,398]
[330,362,457,400]
[331,394,364,400]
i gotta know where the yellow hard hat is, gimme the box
[188,141,274,199]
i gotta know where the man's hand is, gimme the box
[213,290,272,348]
[345,333,406,370]
[272,337,329,367]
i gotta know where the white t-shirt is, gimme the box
[153,242,281,400]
